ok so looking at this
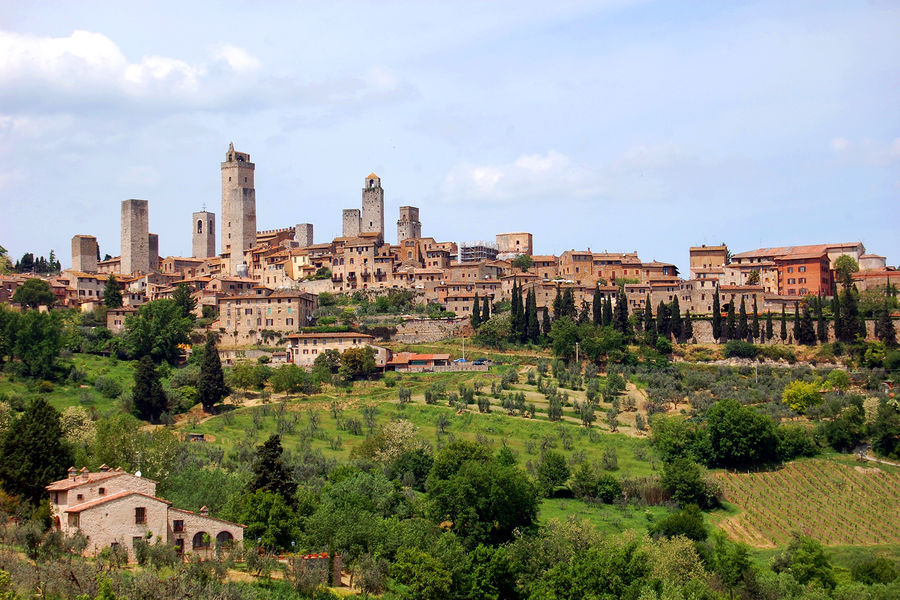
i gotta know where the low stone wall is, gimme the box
[393,318,471,344]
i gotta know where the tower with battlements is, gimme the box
[192,211,216,258]
[221,143,256,274]
[360,173,384,238]
[121,199,150,275]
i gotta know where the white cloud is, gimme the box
[211,44,261,72]
[830,137,850,152]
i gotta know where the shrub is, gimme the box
[649,504,707,541]
[723,340,758,359]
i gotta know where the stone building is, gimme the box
[47,466,243,561]
[71,235,99,273]
[496,232,533,258]
[285,332,388,367]
[120,199,150,275]
[192,211,216,258]
[221,143,257,275]
[689,245,728,280]
[216,288,317,345]
[295,223,314,248]
[397,206,422,243]
[361,173,384,238]
[342,209,361,238]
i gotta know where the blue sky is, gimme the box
[1,0,897,275]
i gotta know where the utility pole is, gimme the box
[575,341,579,364]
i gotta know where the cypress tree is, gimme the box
[482,296,491,321]
[670,296,683,342]
[133,355,167,423]
[798,304,816,345]
[780,306,788,342]
[562,288,576,319]
[541,308,552,339]
[738,297,749,340]
[832,292,842,344]
[656,300,669,339]
[578,300,590,325]
[793,302,800,342]
[510,282,522,340]
[816,297,828,343]
[683,309,693,341]
[614,292,629,336]
[725,301,736,341]
[249,434,297,505]
[643,295,655,336]
[752,296,760,341]
[103,275,123,308]
[0,397,73,504]
[471,292,481,328]
[552,285,562,321]
[712,286,722,342]
[526,289,540,343]
[839,285,864,342]
[602,295,613,328]
[592,286,602,325]
[876,299,897,347]
[198,333,228,413]
[765,311,773,342]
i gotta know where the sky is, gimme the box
[1,0,898,275]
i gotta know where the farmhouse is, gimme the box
[47,466,243,561]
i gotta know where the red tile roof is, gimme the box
[65,491,170,513]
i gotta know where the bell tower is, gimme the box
[360,173,384,239]
[220,143,256,274]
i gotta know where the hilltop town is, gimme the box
[1,143,896,350]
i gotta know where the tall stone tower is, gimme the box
[295,223,314,248]
[342,209,361,238]
[397,206,421,243]
[192,211,216,258]
[121,199,150,275]
[360,173,384,238]
[71,235,99,273]
[221,143,257,275]
[148,233,159,271]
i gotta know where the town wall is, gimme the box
[392,317,470,344]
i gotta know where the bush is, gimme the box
[776,425,818,461]
[649,504,707,541]
[723,340,758,359]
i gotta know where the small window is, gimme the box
[76,493,83,501]
[98,488,105,495]
[173,520,184,533]
[135,507,146,524]
[132,536,143,548]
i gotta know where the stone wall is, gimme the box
[393,317,470,344]
[687,318,880,344]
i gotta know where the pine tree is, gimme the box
[765,311,774,342]
[172,282,197,319]
[683,309,693,341]
[816,297,828,343]
[738,298,749,341]
[725,301,736,341]
[103,275,123,308]
[752,296,760,341]
[198,333,228,413]
[780,306,788,342]
[471,292,481,328]
[482,296,491,321]
[876,299,897,347]
[670,297,683,342]
[132,355,167,423]
[0,397,73,504]
[798,305,816,345]
[249,434,298,505]
[712,286,722,342]
[592,286,602,325]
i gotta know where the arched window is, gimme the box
[216,531,234,547]
[192,531,210,549]
[197,220,203,234]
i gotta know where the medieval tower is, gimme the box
[342,209,361,238]
[71,235,99,273]
[221,143,257,275]
[295,223,314,248]
[192,210,216,258]
[397,206,421,243]
[120,199,150,275]
[360,173,384,238]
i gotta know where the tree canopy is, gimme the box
[12,278,55,309]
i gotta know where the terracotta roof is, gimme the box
[366,172,379,179]
[46,471,122,491]
[169,506,246,528]
[65,490,170,513]
[530,255,557,262]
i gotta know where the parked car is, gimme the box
[473,358,489,365]
[453,358,467,363]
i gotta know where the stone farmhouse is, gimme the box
[47,465,243,561]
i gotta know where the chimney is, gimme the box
[79,467,90,481]
[199,506,209,516]
[99,464,110,472]
[68,467,77,481]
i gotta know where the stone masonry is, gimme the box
[71,235,98,273]
[360,173,384,238]
[221,143,257,275]
[295,223,314,248]
[192,211,216,258]
[120,199,149,275]
[342,209,361,238]
[397,206,421,243]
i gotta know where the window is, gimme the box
[173,520,184,533]
[787,267,793,273]
[799,266,806,272]
[193,532,210,549]
[174,539,184,554]
[132,536,143,548]
[76,493,83,501]
[68,513,79,528]
[98,488,105,495]
[135,507,146,524]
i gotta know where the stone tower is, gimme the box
[121,199,150,275]
[342,209,361,238]
[397,206,421,243]
[295,223,314,248]
[192,211,216,258]
[71,235,99,273]
[148,233,159,271]
[360,173,384,238]
[221,143,257,275]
